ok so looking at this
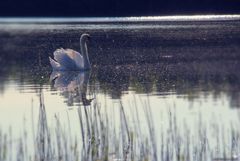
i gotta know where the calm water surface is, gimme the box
[0,16,240,161]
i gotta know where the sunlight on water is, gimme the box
[0,18,240,160]
[1,68,240,160]
[0,15,239,32]
[0,15,240,23]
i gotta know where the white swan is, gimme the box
[49,33,91,71]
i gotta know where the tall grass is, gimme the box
[1,91,240,161]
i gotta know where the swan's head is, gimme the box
[80,33,90,43]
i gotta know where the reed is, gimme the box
[1,91,240,161]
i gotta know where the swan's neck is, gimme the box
[80,39,91,70]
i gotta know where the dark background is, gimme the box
[0,0,240,17]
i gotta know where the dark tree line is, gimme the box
[0,0,240,16]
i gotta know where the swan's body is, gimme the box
[49,33,91,71]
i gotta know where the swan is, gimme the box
[49,33,91,71]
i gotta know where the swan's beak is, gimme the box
[80,33,91,41]
[86,34,91,40]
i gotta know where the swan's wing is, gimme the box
[54,49,78,70]
[49,57,65,71]
[65,49,84,69]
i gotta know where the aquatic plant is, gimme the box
[1,90,240,161]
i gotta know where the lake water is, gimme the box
[0,15,240,161]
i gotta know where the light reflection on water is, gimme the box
[0,65,240,160]
[0,19,240,160]
[0,15,239,23]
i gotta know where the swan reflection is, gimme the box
[50,71,93,106]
